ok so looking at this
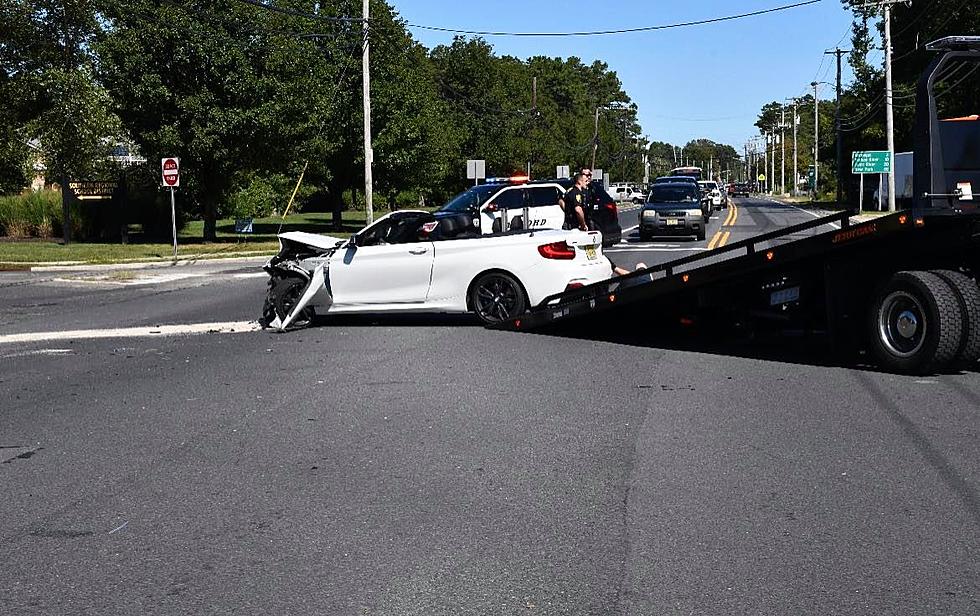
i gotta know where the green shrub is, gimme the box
[226,173,310,219]
[0,190,62,238]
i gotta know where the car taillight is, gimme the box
[565,282,585,290]
[604,201,616,212]
[538,241,576,260]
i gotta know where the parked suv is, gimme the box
[437,177,622,248]
[438,178,566,234]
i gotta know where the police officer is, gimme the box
[559,172,589,231]
[579,167,599,230]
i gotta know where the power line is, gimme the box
[405,0,823,37]
[230,0,363,23]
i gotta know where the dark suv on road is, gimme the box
[638,182,706,241]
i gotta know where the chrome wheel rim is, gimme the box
[878,291,926,358]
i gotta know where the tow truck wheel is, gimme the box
[930,269,980,366]
[470,272,527,325]
[869,271,963,373]
[269,276,314,329]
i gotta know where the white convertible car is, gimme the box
[260,210,611,329]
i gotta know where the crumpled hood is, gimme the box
[278,231,346,251]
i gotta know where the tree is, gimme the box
[1,1,122,239]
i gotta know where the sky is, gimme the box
[387,0,862,151]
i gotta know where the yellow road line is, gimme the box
[723,205,735,226]
[729,202,739,226]
[718,230,731,247]
[707,231,723,250]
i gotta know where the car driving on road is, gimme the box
[699,180,725,210]
[638,182,706,241]
[652,175,712,222]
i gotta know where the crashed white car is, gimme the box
[260,210,611,328]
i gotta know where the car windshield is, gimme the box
[648,186,698,203]
[701,182,718,190]
[440,185,498,213]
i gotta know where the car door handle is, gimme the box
[409,248,428,255]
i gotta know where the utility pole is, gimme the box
[780,105,786,195]
[786,98,799,196]
[764,133,769,193]
[825,48,849,206]
[811,81,820,199]
[771,134,776,196]
[362,0,374,224]
[591,106,601,169]
[884,1,898,212]
[857,0,904,211]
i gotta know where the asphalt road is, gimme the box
[1,198,977,615]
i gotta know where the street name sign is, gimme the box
[852,150,892,174]
[162,157,180,187]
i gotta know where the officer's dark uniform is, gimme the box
[563,185,586,230]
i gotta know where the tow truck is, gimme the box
[498,37,980,374]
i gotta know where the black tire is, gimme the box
[868,271,963,374]
[265,276,314,329]
[696,227,706,241]
[930,269,980,366]
[638,231,650,242]
[469,272,527,325]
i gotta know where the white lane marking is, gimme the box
[767,198,842,230]
[0,348,74,359]
[0,321,263,345]
[233,273,268,279]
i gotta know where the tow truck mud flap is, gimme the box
[271,264,331,331]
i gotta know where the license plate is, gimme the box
[666,218,680,226]
[585,246,597,260]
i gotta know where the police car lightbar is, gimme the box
[485,175,530,184]
[926,36,980,52]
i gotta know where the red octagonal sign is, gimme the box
[161,157,180,187]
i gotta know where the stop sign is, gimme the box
[161,157,180,187]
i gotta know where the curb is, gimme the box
[23,254,272,273]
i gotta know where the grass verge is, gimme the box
[0,210,382,266]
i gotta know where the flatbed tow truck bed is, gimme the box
[498,206,980,374]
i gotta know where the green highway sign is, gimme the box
[852,150,892,174]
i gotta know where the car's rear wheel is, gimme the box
[470,272,527,325]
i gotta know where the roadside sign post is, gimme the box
[466,160,486,186]
[162,158,180,260]
[556,165,570,179]
[851,151,892,212]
